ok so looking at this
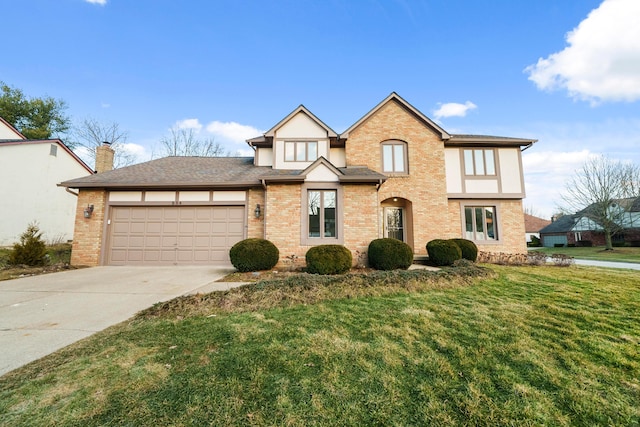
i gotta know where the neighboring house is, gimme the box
[60,93,536,267]
[0,117,94,246]
[539,198,640,247]
[524,213,551,244]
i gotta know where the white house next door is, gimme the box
[384,207,405,242]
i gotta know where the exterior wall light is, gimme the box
[254,204,261,219]
[84,204,94,218]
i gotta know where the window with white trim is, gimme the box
[382,141,407,173]
[463,149,495,176]
[285,141,318,162]
[464,206,497,241]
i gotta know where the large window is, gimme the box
[285,141,318,162]
[308,190,337,238]
[382,141,407,173]
[463,149,495,176]
[464,206,497,241]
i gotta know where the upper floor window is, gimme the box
[285,141,318,162]
[382,141,407,174]
[464,149,495,176]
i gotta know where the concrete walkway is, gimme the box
[0,266,243,376]
[574,259,640,270]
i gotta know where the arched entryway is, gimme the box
[381,197,414,251]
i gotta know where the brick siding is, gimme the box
[70,189,108,266]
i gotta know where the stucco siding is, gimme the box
[0,142,91,245]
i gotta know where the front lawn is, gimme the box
[530,245,640,263]
[1,265,639,426]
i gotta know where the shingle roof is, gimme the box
[539,215,577,234]
[59,156,386,189]
[524,213,552,233]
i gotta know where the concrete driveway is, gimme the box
[0,266,241,376]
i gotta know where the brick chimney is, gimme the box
[95,141,115,173]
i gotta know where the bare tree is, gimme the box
[562,155,640,250]
[157,127,229,157]
[73,118,137,168]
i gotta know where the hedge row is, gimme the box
[230,237,479,274]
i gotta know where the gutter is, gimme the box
[65,187,79,197]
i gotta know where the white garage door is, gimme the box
[107,206,245,265]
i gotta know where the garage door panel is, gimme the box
[146,223,162,233]
[107,206,244,265]
[179,222,194,233]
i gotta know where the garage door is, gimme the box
[107,206,245,265]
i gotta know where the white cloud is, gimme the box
[522,149,597,218]
[525,0,640,103]
[119,142,148,160]
[85,0,107,5]
[205,121,262,145]
[174,118,203,132]
[433,101,477,120]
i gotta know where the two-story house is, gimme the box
[0,117,93,246]
[60,93,535,267]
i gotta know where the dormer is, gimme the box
[248,105,344,169]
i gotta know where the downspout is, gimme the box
[261,179,267,239]
[64,187,79,197]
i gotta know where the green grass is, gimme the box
[1,265,639,426]
[530,245,640,263]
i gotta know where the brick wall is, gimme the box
[346,99,449,255]
[445,199,527,254]
[247,188,265,239]
[342,184,379,266]
[70,189,108,266]
[264,184,304,267]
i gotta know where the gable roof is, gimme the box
[0,116,26,140]
[247,105,339,148]
[524,213,552,233]
[0,138,93,174]
[340,92,451,140]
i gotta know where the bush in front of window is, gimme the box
[367,238,413,270]
[449,238,478,262]
[305,245,352,275]
[426,239,462,266]
[229,238,279,272]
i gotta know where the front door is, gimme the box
[385,207,405,242]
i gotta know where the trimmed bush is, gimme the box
[229,238,279,272]
[575,240,592,247]
[9,223,47,266]
[449,238,478,262]
[426,239,462,266]
[305,245,352,275]
[367,238,413,270]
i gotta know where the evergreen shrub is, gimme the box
[229,238,279,272]
[305,245,352,275]
[367,238,414,270]
[426,239,462,266]
[9,223,47,266]
[449,238,478,262]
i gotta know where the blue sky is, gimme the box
[3,0,639,218]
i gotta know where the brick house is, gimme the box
[60,93,536,267]
[540,198,640,247]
